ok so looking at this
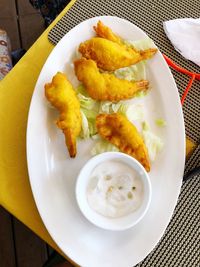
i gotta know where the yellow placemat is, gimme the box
[186,137,197,159]
[0,0,76,262]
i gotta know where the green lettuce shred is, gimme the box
[124,37,156,50]
[76,84,88,96]
[91,139,119,156]
[80,110,90,139]
[142,121,163,161]
[134,90,148,98]
[99,101,128,115]
[126,104,144,122]
[155,118,166,127]
[114,61,146,81]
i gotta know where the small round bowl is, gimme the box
[75,152,152,231]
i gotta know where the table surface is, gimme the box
[0,0,195,265]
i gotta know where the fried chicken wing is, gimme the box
[45,72,81,157]
[96,113,150,172]
[74,58,148,101]
[79,37,157,71]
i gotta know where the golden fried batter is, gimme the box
[79,37,157,71]
[74,58,149,101]
[94,20,122,45]
[96,113,150,172]
[45,72,81,157]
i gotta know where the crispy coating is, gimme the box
[74,58,149,101]
[93,20,122,45]
[96,113,150,172]
[45,72,81,157]
[79,37,157,71]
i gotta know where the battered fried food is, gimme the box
[45,72,81,157]
[79,37,157,71]
[74,58,149,101]
[96,113,150,172]
[93,20,122,45]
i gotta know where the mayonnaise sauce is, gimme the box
[87,160,144,218]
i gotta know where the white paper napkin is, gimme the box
[163,18,200,67]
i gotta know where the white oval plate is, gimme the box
[27,16,185,267]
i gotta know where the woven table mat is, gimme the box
[48,1,200,266]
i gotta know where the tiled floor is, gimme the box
[0,0,45,50]
[0,1,49,267]
[0,206,52,267]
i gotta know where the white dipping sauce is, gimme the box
[87,160,144,218]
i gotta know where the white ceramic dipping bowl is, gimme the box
[76,152,152,231]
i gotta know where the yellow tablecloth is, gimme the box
[0,0,195,265]
[0,0,76,263]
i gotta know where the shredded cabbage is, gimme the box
[76,84,88,96]
[80,111,97,138]
[91,134,101,140]
[88,117,97,136]
[124,38,156,50]
[112,102,128,114]
[78,85,147,139]
[142,122,163,161]
[80,110,90,139]
[99,101,128,115]
[80,108,97,120]
[80,107,98,138]
[76,85,99,139]
[91,139,119,156]
[126,104,144,122]
[155,118,166,127]
[134,90,148,98]
[114,61,146,81]
[113,38,156,99]
[99,101,112,113]
[142,121,150,131]
[77,93,97,110]
[80,99,129,139]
